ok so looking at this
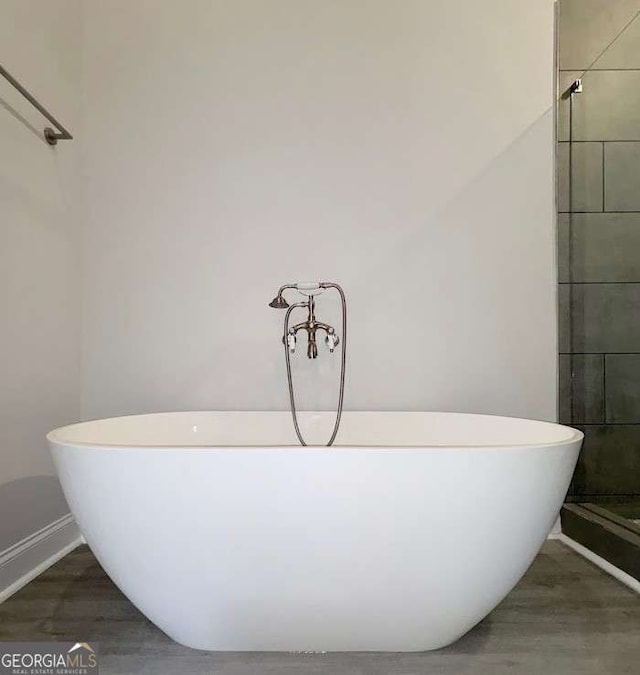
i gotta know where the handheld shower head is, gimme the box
[269,294,289,309]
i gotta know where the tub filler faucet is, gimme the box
[268,282,347,446]
[285,293,339,359]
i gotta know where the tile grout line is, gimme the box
[561,140,640,143]
[602,142,605,212]
[559,68,640,72]
[558,282,640,285]
[603,354,607,425]
[561,352,640,355]
[559,210,640,213]
[575,423,640,427]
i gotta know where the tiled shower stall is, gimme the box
[558,2,640,531]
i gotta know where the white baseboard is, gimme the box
[547,516,562,537]
[0,514,82,603]
[556,533,640,594]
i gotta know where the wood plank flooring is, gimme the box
[0,540,638,674]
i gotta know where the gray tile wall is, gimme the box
[557,142,603,212]
[605,354,640,423]
[559,1,640,499]
[604,142,640,210]
[570,283,640,353]
[558,354,605,425]
[572,71,640,141]
[558,0,640,71]
[559,213,640,282]
[572,425,640,495]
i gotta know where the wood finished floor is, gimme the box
[0,541,638,674]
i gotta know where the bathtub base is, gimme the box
[166,634,467,653]
[161,614,474,653]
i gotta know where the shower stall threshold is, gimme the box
[561,503,640,583]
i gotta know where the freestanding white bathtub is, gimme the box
[48,411,582,652]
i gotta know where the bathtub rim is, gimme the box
[47,410,584,451]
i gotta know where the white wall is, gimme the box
[0,1,82,551]
[82,1,558,422]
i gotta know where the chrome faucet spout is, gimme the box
[307,340,318,359]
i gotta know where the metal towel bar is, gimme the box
[0,62,73,145]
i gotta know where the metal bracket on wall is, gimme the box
[0,62,73,145]
[567,78,582,96]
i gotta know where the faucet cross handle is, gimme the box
[325,330,340,353]
[286,330,296,353]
